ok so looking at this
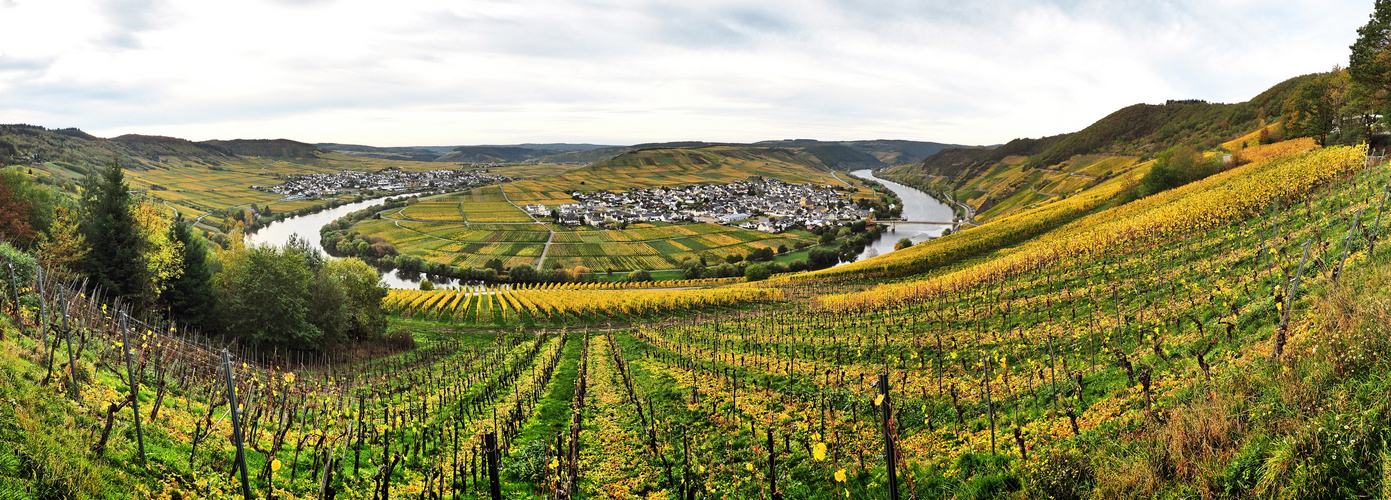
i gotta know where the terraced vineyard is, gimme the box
[5,141,1388,498]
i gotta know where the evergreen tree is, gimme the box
[1351,0,1391,121]
[80,161,145,300]
[165,220,217,332]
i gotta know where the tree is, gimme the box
[165,220,217,332]
[323,258,388,342]
[485,257,505,274]
[808,248,840,270]
[682,260,705,279]
[80,161,146,302]
[216,243,319,350]
[132,199,184,306]
[0,176,35,246]
[1350,0,1391,120]
[819,231,836,246]
[38,206,86,281]
[509,263,538,283]
[627,269,653,282]
[420,279,435,291]
[895,238,914,250]
[744,263,771,281]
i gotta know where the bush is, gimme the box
[419,279,434,291]
[744,264,770,281]
[627,269,653,282]
[894,238,914,250]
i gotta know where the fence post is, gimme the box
[1272,240,1312,360]
[485,431,502,500]
[1333,208,1365,285]
[61,289,80,400]
[222,349,252,500]
[878,372,901,500]
[1369,185,1389,256]
[120,312,146,462]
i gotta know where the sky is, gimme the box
[0,0,1374,147]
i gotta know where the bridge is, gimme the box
[871,219,956,226]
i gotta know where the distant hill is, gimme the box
[530,145,845,192]
[435,146,552,163]
[202,139,321,159]
[0,126,330,176]
[317,143,443,162]
[755,139,964,168]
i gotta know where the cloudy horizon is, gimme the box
[0,0,1372,148]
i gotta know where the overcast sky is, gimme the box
[0,0,1373,147]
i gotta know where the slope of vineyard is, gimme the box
[0,139,1386,499]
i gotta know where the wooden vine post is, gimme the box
[983,355,997,455]
[878,372,901,500]
[6,261,17,322]
[1272,240,1312,360]
[485,431,502,500]
[1368,184,1389,256]
[119,312,146,462]
[767,428,781,500]
[221,349,252,500]
[1333,208,1364,285]
[61,289,80,400]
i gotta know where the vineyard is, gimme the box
[2,142,1390,499]
[384,283,783,326]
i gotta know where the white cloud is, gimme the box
[0,0,1372,146]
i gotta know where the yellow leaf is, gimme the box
[813,442,827,461]
[874,394,885,406]
[271,459,282,472]
[834,468,847,482]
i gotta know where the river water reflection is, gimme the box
[242,197,448,289]
[843,169,955,264]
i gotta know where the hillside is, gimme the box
[511,145,848,193]
[878,73,1323,223]
[1026,74,1316,168]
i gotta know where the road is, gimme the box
[497,183,557,268]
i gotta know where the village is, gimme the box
[264,167,513,199]
[525,177,874,232]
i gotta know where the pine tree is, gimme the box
[80,160,145,301]
[165,220,216,332]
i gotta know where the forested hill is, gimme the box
[0,125,326,173]
[202,139,322,158]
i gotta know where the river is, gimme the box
[844,169,955,264]
[243,197,448,289]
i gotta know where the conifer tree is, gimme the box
[165,220,217,332]
[80,160,146,301]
